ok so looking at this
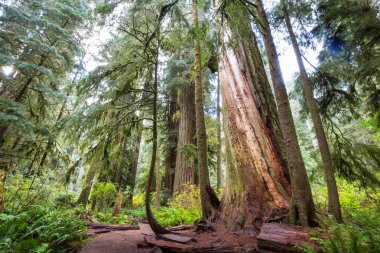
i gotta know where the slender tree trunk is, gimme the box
[77,162,98,207]
[192,0,214,220]
[155,154,161,210]
[125,121,143,207]
[164,89,178,195]
[218,7,291,235]
[254,0,317,227]
[173,82,196,193]
[145,28,169,234]
[281,0,343,223]
[216,73,222,189]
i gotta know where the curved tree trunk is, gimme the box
[145,26,170,234]
[218,9,291,236]
[173,82,196,193]
[254,0,317,227]
[281,0,343,223]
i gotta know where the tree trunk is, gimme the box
[218,8,291,235]
[164,89,179,195]
[216,73,222,189]
[156,154,161,210]
[112,189,123,216]
[192,0,214,220]
[254,0,317,227]
[145,27,170,234]
[77,162,98,207]
[173,82,196,193]
[281,0,343,223]
[125,121,143,207]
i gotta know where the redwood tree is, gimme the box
[281,0,343,223]
[254,0,317,227]
[218,5,291,235]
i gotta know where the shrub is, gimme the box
[91,182,117,211]
[132,193,144,208]
[92,212,136,225]
[153,207,200,227]
[169,183,201,210]
[0,205,85,253]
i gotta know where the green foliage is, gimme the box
[170,183,201,211]
[153,207,200,227]
[0,206,85,253]
[91,182,117,211]
[307,179,380,252]
[92,212,136,225]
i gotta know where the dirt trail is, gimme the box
[79,223,153,253]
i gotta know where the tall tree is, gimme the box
[254,0,317,226]
[216,75,222,189]
[281,0,343,223]
[164,88,178,195]
[218,4,291,235]
[173,80,196,193]
[192,0,214,220]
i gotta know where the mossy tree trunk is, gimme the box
[281,0,343,223]
[173,81,196,193]
[77,161,98,207]
[192,0,214,220]
[254,0,318,227]
[218,8,291,236]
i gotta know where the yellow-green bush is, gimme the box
[169,183,201,211]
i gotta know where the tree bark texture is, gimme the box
[216,74,222,189]
[255,0,317,227]
[281,0,343,223]
[126,122,143,207]
[192,0,214,220]
[77,161,98,207]
[164,89,179,195]
[174,82,196,193]
[156,154,161,210]
[218,11,291,235]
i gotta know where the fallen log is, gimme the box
[169,225,193,231]
[87,224,140,231]
[156,234,196,244]
[144,236,256,253]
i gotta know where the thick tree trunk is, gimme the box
[173,82,196,193]
[164,90,179,195]
[281,0,343,223]
[192,0,214,220]
[77,162,98,207]
[218,9,291,235]
[254,0,317,227]
[216,74,222,189]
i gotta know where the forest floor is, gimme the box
[79,223,153,253]
[79,222,313,253]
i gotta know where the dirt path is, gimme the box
[79,223,153,253]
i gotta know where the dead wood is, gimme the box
[87,224,140,231]
[156,234,196,244]
[169,225,193,231]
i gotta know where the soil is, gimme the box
[79,222,313,253]
[79,223,153,253]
